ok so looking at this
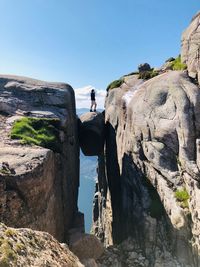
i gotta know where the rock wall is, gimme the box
[182,12,200,83]
[0,75,80,242]
[92,71,200,266]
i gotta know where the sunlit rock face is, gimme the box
[92,71,200,266]
[0,75,80,242]
[181,11,200,83]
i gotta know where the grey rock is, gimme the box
[0,75,79,242]
[181,12,200,83]
[93,71,200,266]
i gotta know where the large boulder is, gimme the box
[69,232,104,261]
[181,11,200,83]
[0,75,80,242]
[79,112,105,156]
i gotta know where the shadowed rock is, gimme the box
[79,112,105,156]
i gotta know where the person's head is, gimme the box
[91,89,95,93]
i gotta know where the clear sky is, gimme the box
[0,0,199,106]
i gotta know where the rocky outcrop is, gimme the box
[92,71,200,266]
[0,75,79,242]
[0,223,83,267]
[181,12,200,83]
[79,112,105,156]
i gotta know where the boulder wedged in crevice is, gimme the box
[79,112,105,156]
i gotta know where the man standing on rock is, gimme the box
[90,89,97,112]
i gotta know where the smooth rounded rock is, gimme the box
[79,112,105,156]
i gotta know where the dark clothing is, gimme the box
[91,91,95,101]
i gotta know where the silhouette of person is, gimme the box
[90,89,97,112]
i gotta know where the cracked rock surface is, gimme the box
[92,71,200,266]
[0,75,79,242]
[182,12,200,83]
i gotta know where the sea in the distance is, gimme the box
[77,108,102,232]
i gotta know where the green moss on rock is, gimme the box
[11,117,61,153]
[106,78,124,91]
[0,239,17,267]
[175,188,189,208]
[123,71,139,77]
[169,55,187,71]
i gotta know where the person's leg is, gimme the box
[94,101,97,112]
[90,101,93,111]
[90,101,95,111]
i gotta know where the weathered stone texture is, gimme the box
[0,223,84,267]
[0,75,79,242]
[93,71,200,266]
[181,12,200,83]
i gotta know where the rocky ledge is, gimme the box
[0,75,79,242]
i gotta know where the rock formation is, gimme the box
[92,69,200,266]
[79,112,105,156]
[0,75,80,242]
[0,223,84,267]
[182,11,200,83]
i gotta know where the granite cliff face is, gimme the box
[91,13,200,267]
[182,12,200,83]
[0,75,79,242]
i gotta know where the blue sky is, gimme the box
[0,0,199,100]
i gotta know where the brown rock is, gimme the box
[70,233,104,261]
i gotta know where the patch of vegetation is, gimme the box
[175,188,190,208]
[0,239,17,266]
[15,242,25,254]
[138,69,159,80]
[169,55,187,71]
[10,117,61,153]
[123,71,139,77]
[106,78,124,91]
[0,169,10,175]
[5,229,17,238]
